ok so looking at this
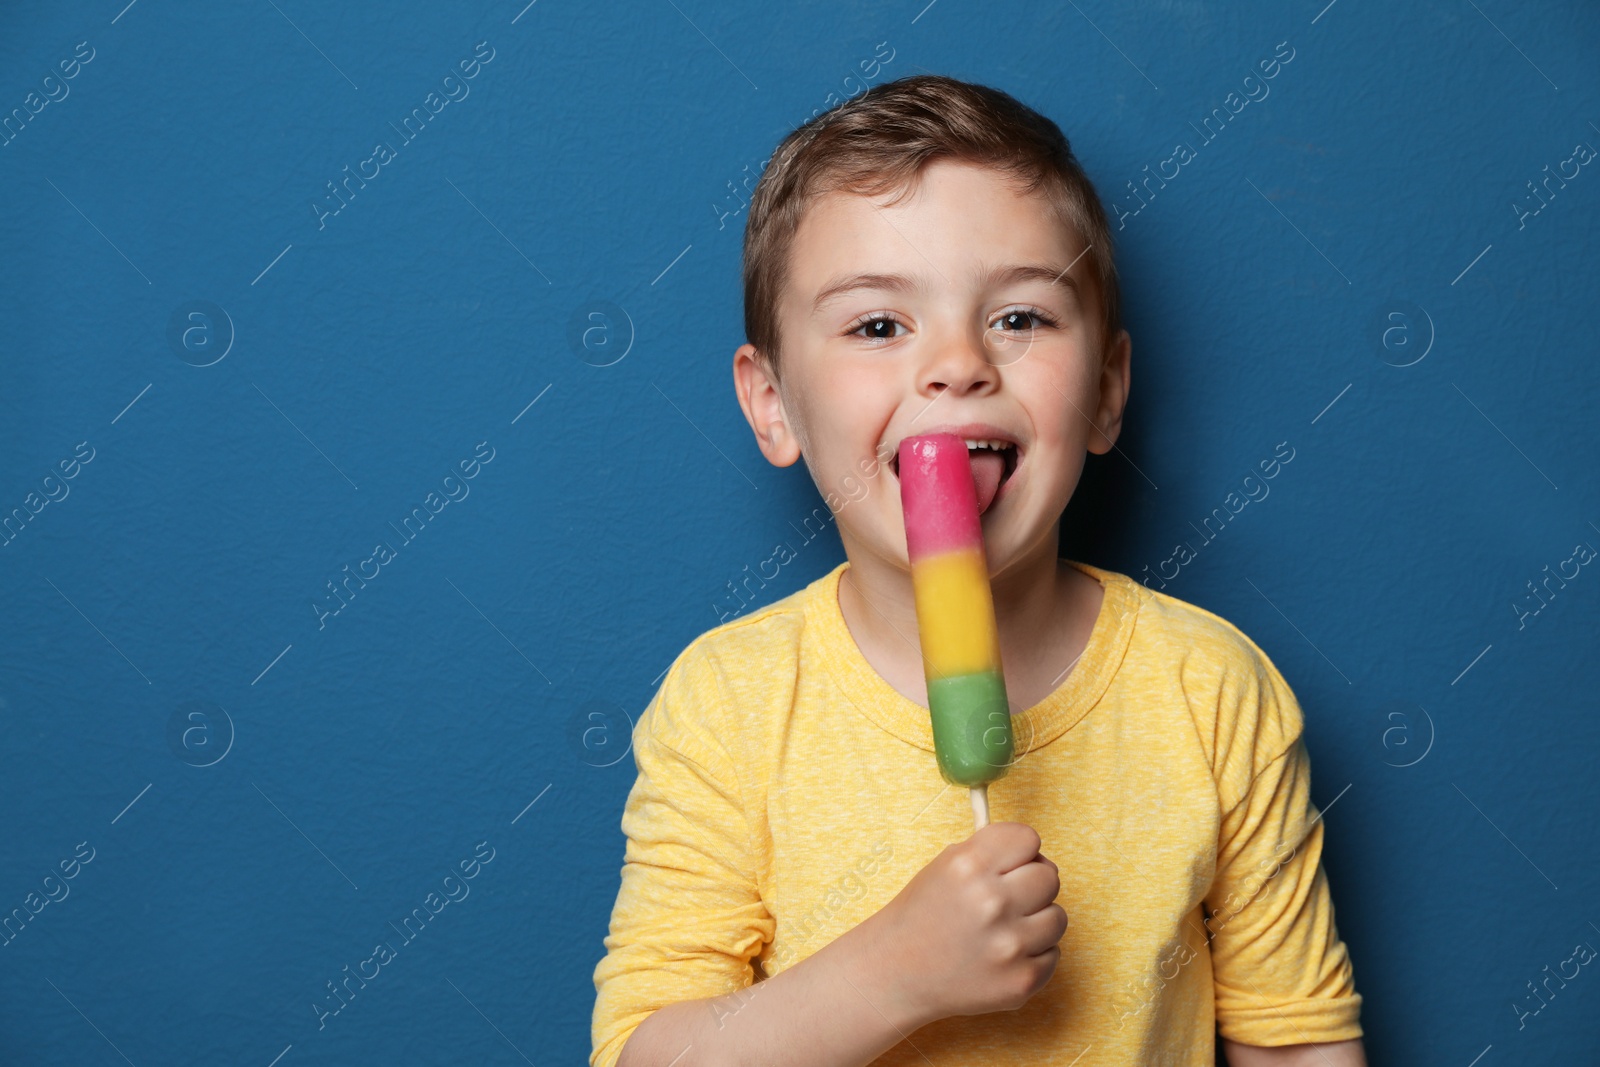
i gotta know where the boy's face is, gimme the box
[734,158,1131,576]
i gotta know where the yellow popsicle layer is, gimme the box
[909,547,1003,679]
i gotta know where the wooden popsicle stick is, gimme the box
[970,784,990,830]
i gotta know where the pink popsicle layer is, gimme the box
[898,433,984,561]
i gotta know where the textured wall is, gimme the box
[1,1,1596,1063]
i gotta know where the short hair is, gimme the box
[742,74,1121,380]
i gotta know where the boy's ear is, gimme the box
[733,342,803,467]
[1086,328,1132,455]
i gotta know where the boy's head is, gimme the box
[733,74,1132,577]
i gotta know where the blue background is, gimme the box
[2,1,1597,1063]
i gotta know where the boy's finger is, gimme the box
[1001,856,1062,909]
[1018,905,1070,955]
[974,821,1045,872]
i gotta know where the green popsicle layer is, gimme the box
[927,670,1015,787]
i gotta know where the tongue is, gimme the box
[970,449,1003,515]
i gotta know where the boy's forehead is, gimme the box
[785,162,1087,305]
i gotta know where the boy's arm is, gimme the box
[1202,651,1363,1048]
[615,817,1068,1067]
[617,915,926,1067]
[593,659,934,1067]
[1221,1037,1367,1066]
[591,689,778,1067]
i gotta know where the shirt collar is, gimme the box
[803,558,1141,755]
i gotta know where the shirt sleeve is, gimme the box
[1202,648,1363,1046]
[590,657,774,1067]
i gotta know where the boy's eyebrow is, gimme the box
[810,264,1081,313]
[811,272,917,313]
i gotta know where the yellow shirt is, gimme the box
[592,560,1362,1065]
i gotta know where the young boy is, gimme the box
[591,75,1365,1067]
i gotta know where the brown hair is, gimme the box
[742,74,1122,380]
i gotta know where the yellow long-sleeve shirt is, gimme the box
[592,560,1362,1065]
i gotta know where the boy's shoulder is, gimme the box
[667,567,822,678]
[635,566,831,760]
[1092,564,1308,786]
[1068,560,1281,677]
[1122,569,1281,675]
[641,560,1306,788]
[660,559,1295,710]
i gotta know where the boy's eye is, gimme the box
[990,307,1057,332]
[847,314,906,341]
[846,307,1058,340]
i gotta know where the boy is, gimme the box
[591,75,1365,1066]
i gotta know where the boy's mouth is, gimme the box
[889,434,1020,516]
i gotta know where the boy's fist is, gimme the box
[862,821,1069,1025]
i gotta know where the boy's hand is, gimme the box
[615,822,1067,1067]
[861,821,1068,1025]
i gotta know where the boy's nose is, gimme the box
[917,328,1003,398]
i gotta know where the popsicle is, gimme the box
[897,432,1015,829]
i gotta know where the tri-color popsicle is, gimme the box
[897,432,1015,827]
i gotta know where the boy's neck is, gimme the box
[836,525,1105,714]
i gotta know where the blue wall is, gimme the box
[2,1,1597,1063]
